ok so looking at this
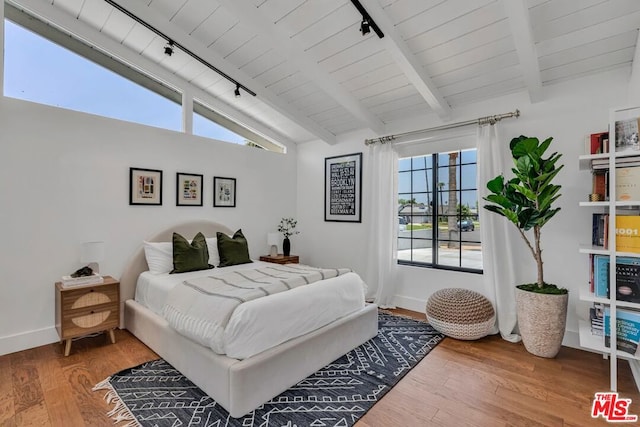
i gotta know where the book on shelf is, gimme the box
[591,156,640,170]
[614,117,640,153]
[592,171,607,200]
[60,273,104,288]
[593,255,640,301]
[616,166,640,201]
[592,213,608,247]
[604,308,640,356]
[589,132,609,154]
[616,215,640,254]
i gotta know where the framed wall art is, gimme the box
[213,176,236,207]
[324,152,362,222]
[176,172,203,206]
[129,167,163,206]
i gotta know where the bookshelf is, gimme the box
[579,106,640,393]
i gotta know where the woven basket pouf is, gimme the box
[426,288,495,340]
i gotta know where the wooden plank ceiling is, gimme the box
[19,0,640,144]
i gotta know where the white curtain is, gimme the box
[366,142,399,308]
[477,124,521,342]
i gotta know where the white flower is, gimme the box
[277,217,300,238]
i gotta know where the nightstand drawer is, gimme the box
[59,302,119,339]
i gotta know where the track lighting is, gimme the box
[164,40,174,56]
[102,0,256,96]
[350,0,385,39]
[234,84,241,98]
[360,18,370,35]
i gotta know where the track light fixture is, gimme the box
[234,84,241,98]
[360,18,370,35]
[164,40,174,56]
[102,0,256,96]
[350,0,384,39]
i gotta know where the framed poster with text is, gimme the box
[324,152,362,222]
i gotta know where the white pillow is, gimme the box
[143,237,220,274]
[143,241,173,274]
[206,237,220,268]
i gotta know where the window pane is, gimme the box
[399,158,412,172]
[398,172,411,193]
[460,164,477,190]
[4,20,181,131]
[412,170,428,192]
[193,111,246,144]
[461,149,477,164]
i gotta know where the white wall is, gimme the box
[297,67,632,347]
[0,97,297,355]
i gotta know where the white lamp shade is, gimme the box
[81,241,105,263]
[267,233,280,246]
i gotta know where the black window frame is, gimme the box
[398,149,482,274]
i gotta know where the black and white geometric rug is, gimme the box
[94,311,444,427]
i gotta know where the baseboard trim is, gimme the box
[392,295,426,314]
[0,327,59,356]
[393,295,585,354]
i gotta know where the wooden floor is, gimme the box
[1,309,639,426]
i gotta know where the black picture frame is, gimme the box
[129,167,163,206]
[324,152,362,222]
[213,176,236,207]
[176,172,203,206]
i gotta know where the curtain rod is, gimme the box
[364,109,520,146]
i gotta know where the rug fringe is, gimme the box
[93,377,141,427]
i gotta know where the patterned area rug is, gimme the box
[94,311,444,427]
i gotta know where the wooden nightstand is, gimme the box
[55,276,120,356]
[259,254,300,264]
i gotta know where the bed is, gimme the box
[119,220,378,418]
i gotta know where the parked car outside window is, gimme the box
[458,219,474,231]
[399,216,407,231]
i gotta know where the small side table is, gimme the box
[55,276,120,356]
[259,254,300,265]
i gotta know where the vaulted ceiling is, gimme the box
[8,0,640,146]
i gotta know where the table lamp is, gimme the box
[81,241,105,275]
[267,233,279,257]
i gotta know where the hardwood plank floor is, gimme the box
[1,309,638,426]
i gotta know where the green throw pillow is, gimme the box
[217,229,252,267]
[170,232,214,274]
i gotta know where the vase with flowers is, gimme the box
[277,217,300,256]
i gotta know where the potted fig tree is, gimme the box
[483,135,568,358]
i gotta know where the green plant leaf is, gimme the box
[512,137,539,158]
[510,184,536,201]
[484,194,514,209]
[486,175,505,194]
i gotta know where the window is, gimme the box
[398,149,482,272]
[3,19,182,132]
[3,7,284,153]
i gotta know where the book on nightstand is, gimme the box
[60,273,104,288]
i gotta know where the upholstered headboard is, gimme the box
[119,220,233,327]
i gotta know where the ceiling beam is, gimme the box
[628,30,640,105]
[218,0,386,137]
[503,0,543,103]
[7,0,298,151]
[361,0,451,121]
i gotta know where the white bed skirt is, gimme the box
[125,299,378,418]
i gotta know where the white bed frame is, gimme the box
[119,220,378,418]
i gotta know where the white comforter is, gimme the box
[134,261,367,359]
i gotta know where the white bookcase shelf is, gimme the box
[578,105,640,393]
